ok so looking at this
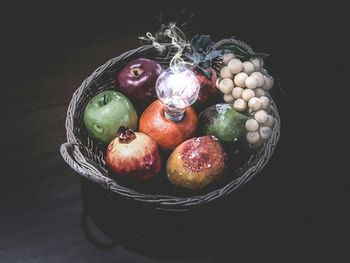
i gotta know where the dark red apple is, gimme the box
[194,67,218,104]
[116,58,163,109]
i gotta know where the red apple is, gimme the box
[194,67,218,104]
[116,58,163,110]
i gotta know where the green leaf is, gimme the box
[190,35,213,53]
[195,66,212,79]
[219,44,269,61]
[254,53,270,59]
[220,45,251,60]
[204,50,224,61]
[184,52,194,61]
[184,51,204,64]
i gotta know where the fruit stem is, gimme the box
[117,126,136,144]
[131,67,143,77]
[103,95,107,105]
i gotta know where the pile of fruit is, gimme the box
[82,36,276,191]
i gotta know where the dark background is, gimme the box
[1,1,348,262]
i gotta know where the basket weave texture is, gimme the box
[60,38,281,211]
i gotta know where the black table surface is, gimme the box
[1,2,348,262]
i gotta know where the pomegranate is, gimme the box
[106,127,161,182]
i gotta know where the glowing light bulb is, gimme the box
[156,66,200,122]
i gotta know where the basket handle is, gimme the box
[60,142,88,176]
[60,142,112,190]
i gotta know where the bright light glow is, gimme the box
[156,66,200,122]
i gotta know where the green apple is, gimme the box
[83,91,138,143]
[199,103,248,143]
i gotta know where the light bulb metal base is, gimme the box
[164,111,184,122]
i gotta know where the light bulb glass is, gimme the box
[156,66,200,122]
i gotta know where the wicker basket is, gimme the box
[60,37,280,211]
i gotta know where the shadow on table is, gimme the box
[80,178,256,260]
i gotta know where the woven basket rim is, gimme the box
[61,38,281,210]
